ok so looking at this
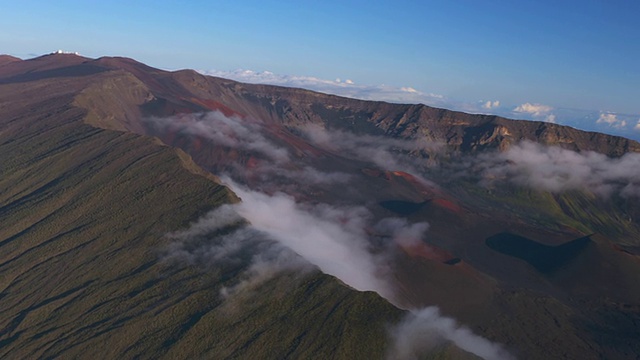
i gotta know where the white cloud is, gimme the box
[467,141,640,197]
[227,180,395,298]
[513,102,553,116]
[388,307,514,360]
[545,114,557,123]
[635,119,640,131]
[165,204,313,298]
[401,86,418,93]
[145,111,291,164]
[597,113,627,129]
[300,123,441,180]
[200,69,446,107]
[513,102,556,123]
[482,100,500,109]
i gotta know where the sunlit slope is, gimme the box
[3,53,639,359]
[0,57,406,359]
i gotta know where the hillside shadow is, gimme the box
[0,64,108,84]
[486,232,592,273]
[379,200,427,215]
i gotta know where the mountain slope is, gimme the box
[1,53,639,359]
[0,55,408,359]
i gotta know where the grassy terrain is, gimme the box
[2,54,639,359]
[0,75,405,359]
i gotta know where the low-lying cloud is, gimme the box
[146,111,290,163]
[387,307,514,360]
[462,141,640,197]
[165,204,313,297]
[180,179,512,359]
[300,123,440,178]
[228,179,395,298]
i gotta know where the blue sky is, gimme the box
[2,0,639,138]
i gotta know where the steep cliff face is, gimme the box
[182,76,640,156]
[25,54,636,158]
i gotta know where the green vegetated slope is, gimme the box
[0,58,407,359]
[3,53,639,359]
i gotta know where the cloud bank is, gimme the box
[300,123,440,176]
[146,111,290,164]
[463,141,640,197]
[387,307,514,360]
[228,179,395,298]
[165,204,312,297]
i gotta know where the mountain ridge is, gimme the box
[4,53,638,157]
[1,53,639,359]
[0,53,412,359]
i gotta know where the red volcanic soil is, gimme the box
[365,169,466,216]
[187,97,243,118]
[431,198,464,214]
[399,240,460,264]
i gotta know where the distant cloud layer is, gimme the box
[201,69,448,107]
[464,141,640,197]
[513,102,552,115]
[200,69,640,141]
[597,113,627,129]
[513,102,556,123]
[482,100,500,109]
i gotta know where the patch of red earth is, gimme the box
[389,171,467,215]
[391,171,442,195]
[431,198,465,215]
[399,240,457,263]
[400,239,492,284]
[362,169,467,215]
[187,98,243,118]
